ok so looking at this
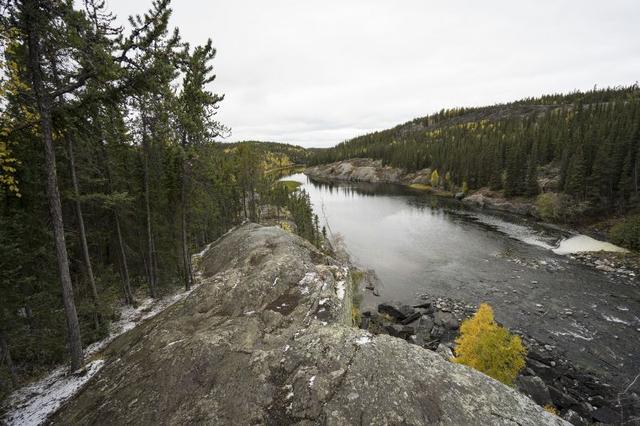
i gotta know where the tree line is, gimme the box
[0,0,316,399]
[309,85,640,216]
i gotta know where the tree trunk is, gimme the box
[141,113,158,298]
[151,233,160,290]
[242,188,248,219]
[68,136,100,329]
[180,179,191,290]
[115,213,134,305]
[180,142,192,291]
[99,136,134,305]
[25,4,83,370]
[0,330,18,388]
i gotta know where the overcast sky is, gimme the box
[107,0,640,148]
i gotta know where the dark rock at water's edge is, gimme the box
[377,301,415,321]
[516,376,552,407]
[433,311,459,330]
[362,294,640,425]
[561,409,590,426]
[50,224,564,425]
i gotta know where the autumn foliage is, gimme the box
[453,303,526,385]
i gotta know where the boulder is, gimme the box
[434,311,460,330]
[549,386,579,409]
[528,347,556,365]
[436,344,454,361]
[571,401,595,419]
[592,405,621,424]
[411,316,434,347]
[560,409,589,426]
[385,324,414,339]
[455,192,465,200]
[414,302,435,314]
[378,302,415,321]
[516,376,552,406]
[51,224,568,426]
[399,311,421,325]
[527,358,556,382]
[430,324,445,339]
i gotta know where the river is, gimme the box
[282,172,640,393]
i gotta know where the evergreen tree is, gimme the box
[175,39,225,290]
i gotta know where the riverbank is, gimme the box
[305,159,637,253]
[288,168,640,425]
[304,159,539,214]
[358,294,639,425]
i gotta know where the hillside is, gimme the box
[222,141,310,169]
[308,85,640,225]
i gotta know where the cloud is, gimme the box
[106,0,640,148]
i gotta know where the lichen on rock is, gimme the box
[50,223,567,425]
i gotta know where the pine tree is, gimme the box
[13,0,109,371]
[504,143,523,197]
[525,143,539,197]
[175,40,225,290]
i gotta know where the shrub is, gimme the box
[543,404,559,416]
[453,303,526,385]
[278,221,293,233]
[462,181,469,194]
[408,183,431,191]
[535,192,588,222]
[609,214,640,251]
[430,169,440,187]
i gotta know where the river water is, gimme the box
[282,172,640,391]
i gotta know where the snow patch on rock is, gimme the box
[602,314,631,326]
[2,285,199,426]
[336,280,345,300]
[2,360,104,426]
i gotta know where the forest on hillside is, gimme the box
[310,86,640,218]
[0,0,319,400]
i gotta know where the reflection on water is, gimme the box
[282,172,627,305]
[278,173,640,395]
[282,173,558,301]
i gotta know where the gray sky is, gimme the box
[107,0,640,148]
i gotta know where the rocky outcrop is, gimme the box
[306,159,562,220]
[305,158,439,188]
[462,189,537,216]
[51,224,565,425]
[305,159,545,217]
[305,158,409,184]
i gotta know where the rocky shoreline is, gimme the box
[358,294,640,426]
[305,159,526,210]
[305,159,582,225]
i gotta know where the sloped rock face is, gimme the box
[51,224,566,425]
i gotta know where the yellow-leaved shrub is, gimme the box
[453,303,526,385]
